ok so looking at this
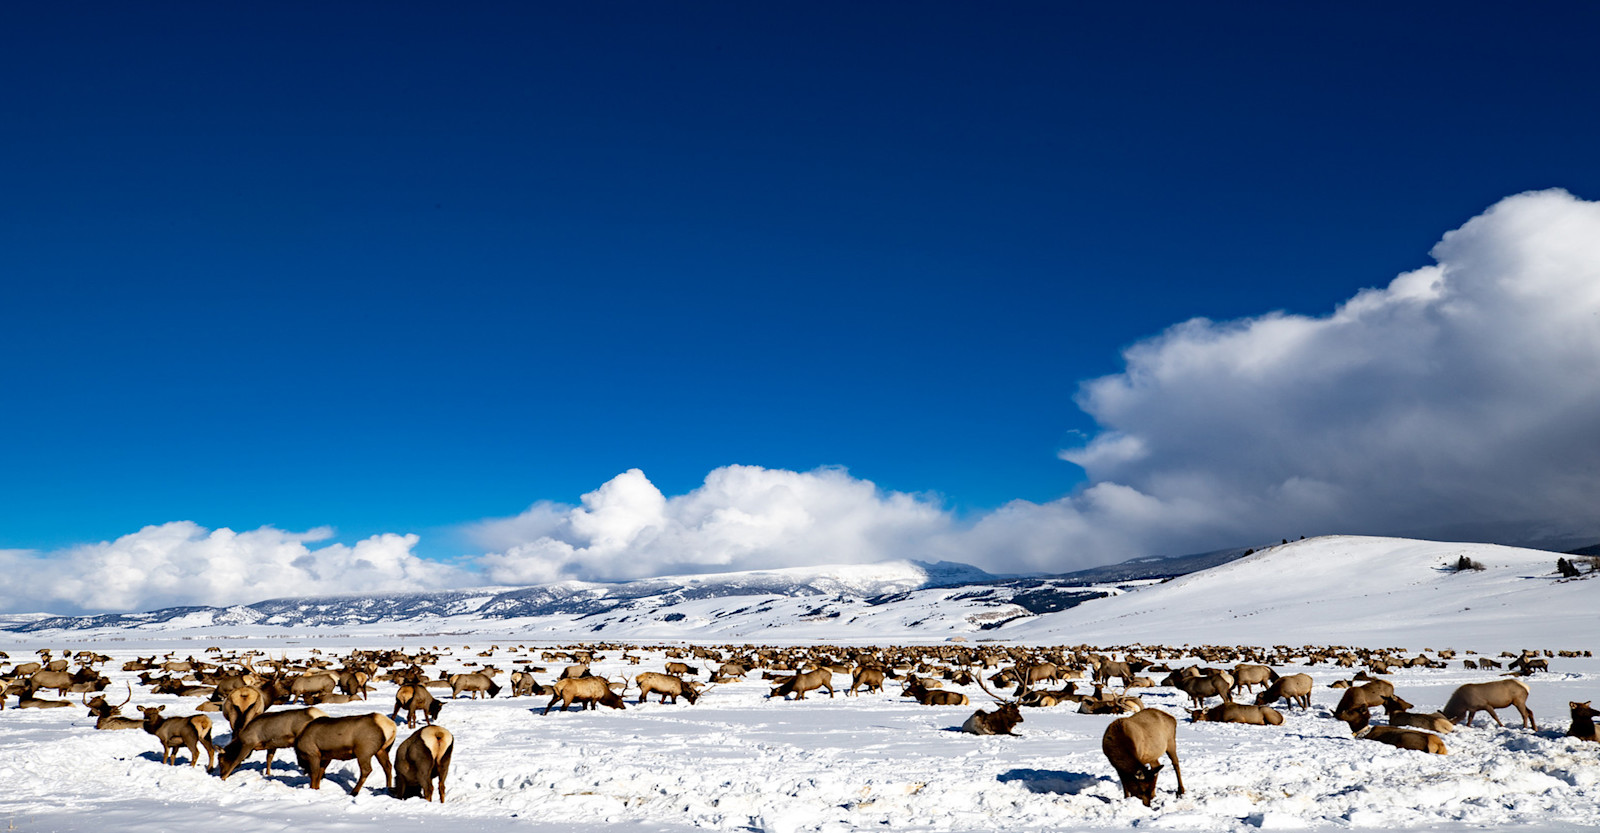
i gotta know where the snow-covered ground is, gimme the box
[3,536,1598,832]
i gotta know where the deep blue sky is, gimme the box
[4,2,1597,558]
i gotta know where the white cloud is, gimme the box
[0,522,467,614]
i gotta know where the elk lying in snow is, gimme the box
[84,684,143,730]
[1356,724,1448,754]
[394,724,453,803]
[1102,708,1185,807]
[293,713,396,795]
[1567,702,1598,741]
[1442,679,1535,729]
[393,684,445,728]
[1079,685,1143,714]
[139,706,216,769]
[1332,680,1396,726]
[770,668,835,700]
[1380,695,1454,734]
[1255,673,1313,709]
[635,672,704,705]
[543,676,628,713]
[961,675,1023,735]
[1189,703,1283,725]
[901,677,968,706]
[217,707,328,780]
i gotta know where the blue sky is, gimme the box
[4,3,1600,611]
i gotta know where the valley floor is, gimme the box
[3,635,1600,832]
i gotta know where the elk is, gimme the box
[509,670,546,697]
[1380,695,1454,734]
[394,725,453,803]
[1332,680,1396,726]
[1442,679,1535,729]
[962,675,1023,735]
[1189,703,1283,726]
[14,682,73,709]
[27,669,75,696]
[84,684,143,730]
[293,713,397,795]
[1566,701,1598,741]
[1169,668,1234,708]
[770,668,835,700]
[635,672,704,705]
[289,672,338,705]
[1102,708,1185,807]
[1079,685,1143,715]
[848,665,887,696]
[543,676,628,713]
[217,706,328,780]
[1356,724,1448,754]
[221,686,269,734]
[1254,673,1314,709]
[393,684,445,728]
[1231,664,1277,695]
[449,672,502,700]
[664,661,698,677]
[337,669,371,700]
[900,677,968,706]
[139,706,217,769]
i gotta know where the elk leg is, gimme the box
[1486,708,1505,728]
[1168,744,1185,797]
[379,747,393,791]
[1516,702,1537,730]
[264,749,276,775]
[351,757,371,796]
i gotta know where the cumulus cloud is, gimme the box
[473,466,955,584]
[0,522,468,614]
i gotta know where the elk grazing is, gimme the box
[1442,679,1535,729]
[293,713,397,795]
[1255,673,1314,709]
[901,677,968,706]
[448,672,502,700]
[1189,703,1283,725]
[1102,708,1185,807]
[139,706,217,769]
[217,707,328,780]
[962,674,1023,735]
[770,668,835,700]
[393,684,445,728]
[848,665,887,696]
[1356,724,1448,754]
[543,676,628,713]
[289,672,337,705]
[1566,701,1598,741]
[509,670,546,697]
[394,725,454,803]
[635,672,704,705]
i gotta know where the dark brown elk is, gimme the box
[900,677,968,706]
[770,668,835,700]
[1356,724,1448,754]
[1442,679,1535,729]
[139,706,217,769]
[1102,708,1185,807]
[544,677,628,713]
[217,706,328,780]
[962,675,1023,735]
[293,713,397,795]
[394,725,453,803]
[1189,703,1283,725]
[449,672,502,700]
[635,672,704,705]
[1255,673,1314,709]
[1566,701,1598,741]
[393,684,445,728]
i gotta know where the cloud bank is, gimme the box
[8,188,1600,612]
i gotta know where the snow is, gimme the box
[3,536,1599,832]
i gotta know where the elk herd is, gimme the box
[0,639,1592,809]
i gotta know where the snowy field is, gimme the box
[4,536,1599,832]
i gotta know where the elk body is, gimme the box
[394,725,453,803]
[1356,725,1448,754]
[84,685,143,730]
[293,713,397,795]
[770,668,835,700]
[1255,673,1314,709]
[1442,679,1535,729]
[1567,701,1598,741]
[543,676,627,713]
[217,707,328,780]
[1332,680,1396,725]
[1169,669,1234,708]
[289,672,337,705]
[848,665,886,695]
[1102,708,1185,807]
[1380,695,1454,735]
[1231,664,1277,694]
[635,672,702,704]
[901,677,968,706]
[1189,703,1283,725]
[393,684,444,728]
[221,686,268,734]
[139,706,217,769]
[961,702,1023,735]
[449,672,502,700]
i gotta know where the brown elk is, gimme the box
[1102,708,1185,807]
[1380,695,1454,734]
[1566,701,1598,741]
[962,675,1023,735]
[394,725,454,803]
[139,706,217,769]
[1442,679,1535,729]
[293,713,397,795]
[288,672,337,705]
[27,669,75,696]
[217,706,328,780]
[84,684,143,730]
[848,665,887,696]
[1254,673,1314,709]
[221,686,268,734]
[1332,680,1396,726]
[1079,685,1143,715]
[635,672,704,705]
[1169,668,1234,708]
[1356,725,1447,754]
[1231,664,1277,695]
[1189,703,1283,725]
[337,669,371,700]
[770,668,835,700]
[543,676,628,713]
[509,670,546,697]
[664,661,698,677]
[901,677,969,706]
[14,681,73,709]
[449,672,502,700]
[393,684,445,728]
